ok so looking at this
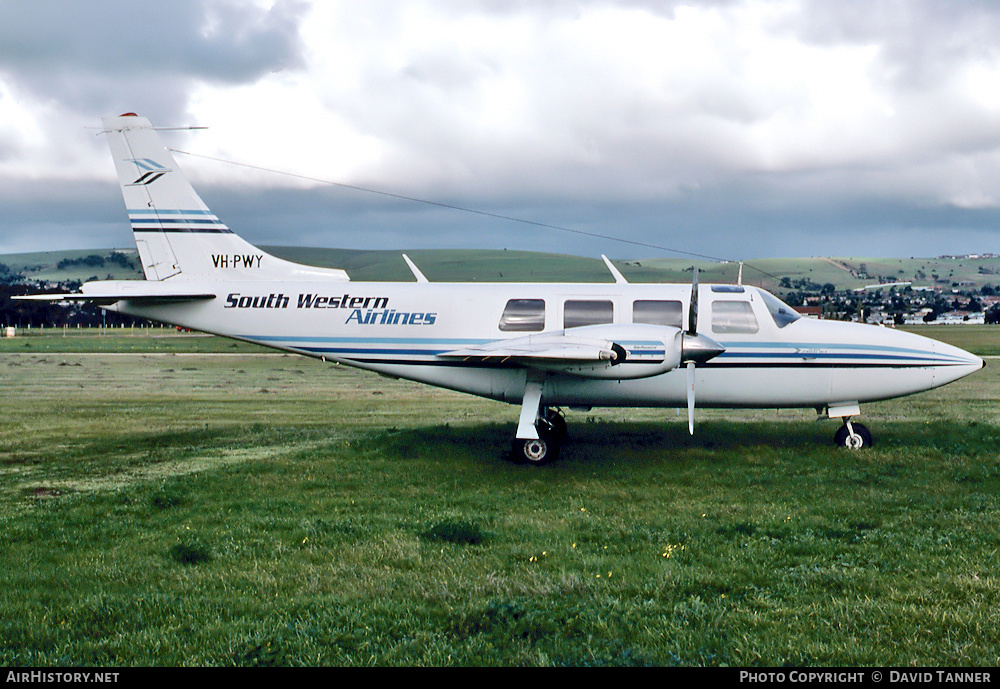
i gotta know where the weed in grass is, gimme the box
[716,522,756,538]
[551,643,661,667]
[457,598,574,643]
[168,541,212,565]
[150,487,187,510]
[239,637,288,667]
[420,519,488,545]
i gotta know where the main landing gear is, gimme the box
[511,407,566,465]
[512,402,875,462]
[834,418,873,449]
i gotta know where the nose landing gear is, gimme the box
[834,419,873,449]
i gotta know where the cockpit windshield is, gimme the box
[759,290,801,328]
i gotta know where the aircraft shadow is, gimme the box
[369,418,838,465]
[368,418,1000,466]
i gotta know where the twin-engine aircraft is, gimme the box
[19,114,985,463]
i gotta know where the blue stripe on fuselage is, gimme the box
[233,334,968,368]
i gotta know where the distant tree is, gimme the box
[107,252,137,270]
[0,263,17,286]
[57,254,106,270]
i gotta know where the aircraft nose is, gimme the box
[930,338,985,381]
[938,340,984,366]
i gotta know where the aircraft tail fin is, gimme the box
[102,113,349,282]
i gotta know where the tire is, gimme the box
[512,431,560,465]
[834,422,873,449]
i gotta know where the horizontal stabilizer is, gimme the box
[14,281,216,306]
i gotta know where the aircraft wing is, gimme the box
[14,281,216,306]
[439,324,688,380]
[441,334,619,363]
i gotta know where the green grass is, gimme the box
[0,327,271,354]
[1,332,999,666]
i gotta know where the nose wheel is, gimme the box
[834,419,873,449]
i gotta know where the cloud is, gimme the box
[250,0,1000,207]
[0,0,307,87]
[0,0,309,147]
[2,0,1000,259]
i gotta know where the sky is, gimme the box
[1,0,999,261]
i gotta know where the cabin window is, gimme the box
[759,290,801,328]
[711,300,759,334]
[632,300,683,327]
[564,300,614,329]
[498,299,546,332]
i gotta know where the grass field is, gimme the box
[2,328,999,666]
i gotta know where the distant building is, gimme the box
[905,311,985,325]
[794,306,822,319]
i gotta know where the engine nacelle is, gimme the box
[542,324,684,380]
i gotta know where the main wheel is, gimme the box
[511,430,561,465]
[834,422,873,449]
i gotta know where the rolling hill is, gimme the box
[2,247,999,293]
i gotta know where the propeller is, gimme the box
[686,360,697,435]
[681,267,726,435]
[688,266,699,335]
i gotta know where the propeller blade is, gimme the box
[688,266,699,335]
[687,361,696,435]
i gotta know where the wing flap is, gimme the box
[442,341,618,363]
[440,332,619,364]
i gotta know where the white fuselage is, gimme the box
[109,279,984,411]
